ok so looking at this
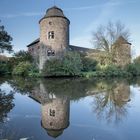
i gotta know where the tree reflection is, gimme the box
[92,80,131,124]
[0,87,14,123]
[8,77,132,126]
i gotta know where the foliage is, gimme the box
[82,65,130,78]
[0,89,14,122]
[0,63,10,75]
[62,52,83,75]
[81,57,97,72]
[12,61,35,76]
[0,56,14,75]
[0,22,13,53]
[42,52,83,76]
[13,50,33,63]
[133,56,140,65]
[125,63,140,76]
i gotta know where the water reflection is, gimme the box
[92,81,131,124]
[0,79,14,123]
[29,81,70,138]
[3,77,137,139]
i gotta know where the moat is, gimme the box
[0,77,140,140]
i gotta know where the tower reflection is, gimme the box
[29,80,70,138]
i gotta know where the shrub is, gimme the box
[134,56,140,65]
[0,60,14,75]
[81,57,97,72]
[62,52,83,75]
[42,52,83,76]
[42,58,63,76]
[12,61,33,76]
[125,63,140,76]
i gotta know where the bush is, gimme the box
[0,61,14,75]
[125,63,140,76]
[62,52,83,75]
[81,57,97,72]
[0,63,9,75]
[134,56,140,65]
[12,61,33,76]
[42,52,83,76]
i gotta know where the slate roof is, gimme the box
[27,40,99,54]
[115,36,131,45]
[69,45,100,53]
[39,6,70,23]
[27,38,40,47]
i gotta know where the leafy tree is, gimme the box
[0,21,13,53]
[133,56,140,65]
[13,50,33,63]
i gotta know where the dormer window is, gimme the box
[48,31,54,39]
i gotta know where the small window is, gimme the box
[47,50,55,56]
[49,21,52,25]
[52,50,55,56]
[50,109,55,117]
[48,31,54,39]
[47,50,52,56]
[50,122,53,126]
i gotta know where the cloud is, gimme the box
[0,12,43,19]
[65,0,121,11]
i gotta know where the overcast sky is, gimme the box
[0,0,140,57]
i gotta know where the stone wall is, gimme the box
[28,42,40,67]
[112,43,131,67]
[39,17,69,70]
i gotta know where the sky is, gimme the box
[0,0,140,57]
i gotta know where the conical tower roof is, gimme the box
[115,36,131,45]
[39,6,70,23]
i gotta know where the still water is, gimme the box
[0,77,140,140]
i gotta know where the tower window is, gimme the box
[47,50,55,56]
[50,109,55,117]
[48,31,54,39]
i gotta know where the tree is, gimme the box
[134,56,140,65]
[13,50,33,63]
[0,21,13,53]
[91,21,130,64]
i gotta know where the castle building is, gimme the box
[27,6,131,70]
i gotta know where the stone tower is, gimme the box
[39,6,70,70]
[112,36,131,67]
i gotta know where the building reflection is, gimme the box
[29,81,70,138]
[26,78,131,136]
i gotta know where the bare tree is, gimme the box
[92,21,130,53]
